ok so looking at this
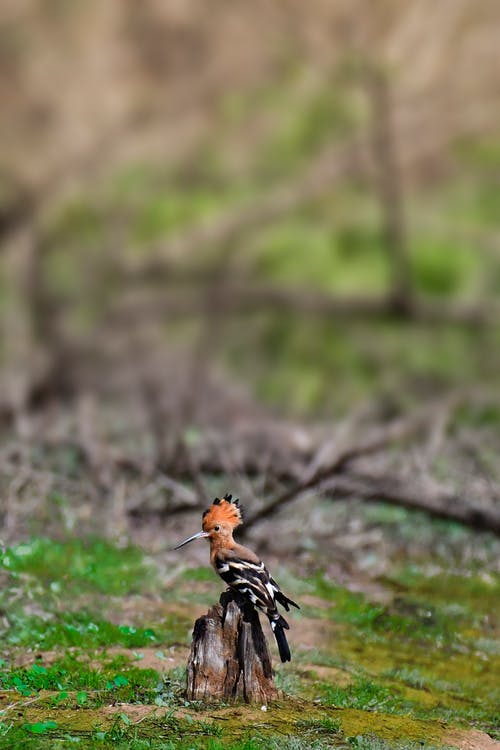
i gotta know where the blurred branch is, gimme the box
[321,472,500,536]
[240,393,500,537]
[108,282,500,327]
[241,399,448,532]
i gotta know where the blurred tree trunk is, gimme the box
[2,221,41,426]
[367,67,413,315]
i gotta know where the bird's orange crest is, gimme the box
[202,493,242,531]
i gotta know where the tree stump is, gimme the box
[186,590,280,704]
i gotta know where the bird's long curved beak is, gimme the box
[173,530,210,550]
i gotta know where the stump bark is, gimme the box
[186,590,280,703]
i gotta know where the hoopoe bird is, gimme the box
[174,493,299,662]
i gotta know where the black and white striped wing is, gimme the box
[215,556,277,612]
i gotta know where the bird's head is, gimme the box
[174,493,242,549]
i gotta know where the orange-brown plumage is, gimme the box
[174,492,299,662]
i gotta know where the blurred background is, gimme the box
[1,0,500,577]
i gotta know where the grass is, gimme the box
[316,677,411,714]
[0,533,498,747]
[0,724,348,750]
[2,609,190,651]
[309,571,461,645]
[296,716,342,735]
[0,537,153,596]
[347,740,458,750]
[0,659,168,705]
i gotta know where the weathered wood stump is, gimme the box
[186,590,280,703]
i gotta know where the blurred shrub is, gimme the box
[411,240,477,297]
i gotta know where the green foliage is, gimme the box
[23,720,58,734]
[411,240,477,296]
[3,610,188,650]
[318,677,404,712]
[253,211,389,295]
[257,88,355,177]
[30,98,500,418]
[296,716,342,735]
[381,667,427,690]
[455,401,500,427]
[132,186,240,244]
[231,737,341,750]
[0,659,104,694]
[51,199,104,247]
[227,305,496,416]
[0,659,173,707]
[348,738,457,750]
[0,536,153,596]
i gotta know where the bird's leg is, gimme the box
[220,588,254,626]
[220,589,234,625]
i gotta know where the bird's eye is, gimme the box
[214,525,221,532]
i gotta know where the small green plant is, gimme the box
[296,716,342,735]
[23,721,58,735]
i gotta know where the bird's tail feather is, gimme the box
[275,590,300,611]
[270,614,291,662]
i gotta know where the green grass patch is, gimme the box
[311,567,498,646]
[348,739,458,750]
[179,566,217,583]
[0,659,184,708]
[312,572,451,641]
[0,710,347,750]
[296,715,342,735]
[0,537,154,596]
[2,610,189,650]
[317,677,407,713]
[0,659,105,695]
[385,565,500,623]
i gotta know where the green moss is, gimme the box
[1,698,467,749]
[338,708,448,746]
